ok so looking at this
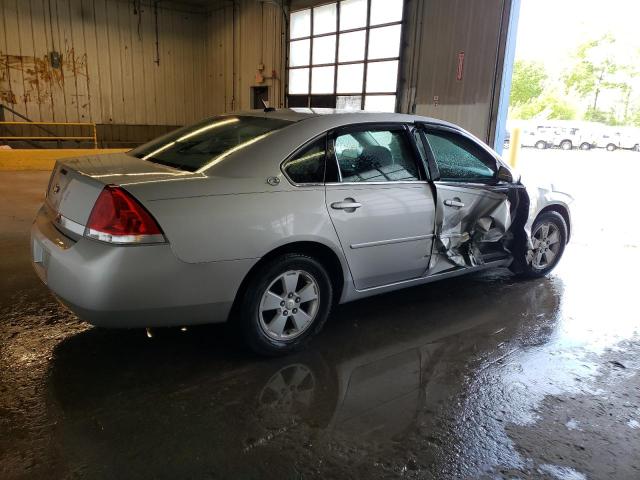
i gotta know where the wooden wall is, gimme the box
[0,0,208,126]
[0,0,514,146]
[205,0,286,114]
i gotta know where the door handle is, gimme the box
[444,198,465,208]
[331,198,362,212]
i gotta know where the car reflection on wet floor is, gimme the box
[1,151,640,480]
[30,269,563,478]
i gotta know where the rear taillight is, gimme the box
[85,185,165,244]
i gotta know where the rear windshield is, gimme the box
[129,116,292,172]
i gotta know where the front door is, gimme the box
[417,126,511,271]
[325,124,436,290]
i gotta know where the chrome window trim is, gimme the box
[326,180,429,186]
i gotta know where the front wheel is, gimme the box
[560,140,572,150]
[579,142,591,151]
[238,254,333,356]
[535,141,547,150]
[606,143,617,152]
[518,211,567,278]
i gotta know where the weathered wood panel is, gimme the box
[0,0,207,126]
[205,0,286,115]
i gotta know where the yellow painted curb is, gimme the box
[0,149,129,171]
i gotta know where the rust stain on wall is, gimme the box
[0,48,88,110]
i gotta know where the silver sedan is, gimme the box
[31,110,572,355]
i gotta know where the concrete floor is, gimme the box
[1,150,639,479]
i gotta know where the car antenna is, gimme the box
[262,99,276,113]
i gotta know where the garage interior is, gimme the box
[1,1,639,479]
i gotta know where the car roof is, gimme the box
[230,108,460,130]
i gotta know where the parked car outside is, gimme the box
[550,125,598,151]
[31,110,573,355]
[519,125,555,149]
[598,127,640,152]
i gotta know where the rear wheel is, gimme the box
[519,212,567,278]
[535,140,547,150]
[606,143,617,152]
[579,142,591,151]
[239,254,333,356]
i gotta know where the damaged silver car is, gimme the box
[31,110,572,355]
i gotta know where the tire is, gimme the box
[579,142,591,151]
[606,143,617,152]
[535,141,547,150]
[560,140,572,151]
[517,211,567,278]
[238,253,333,356]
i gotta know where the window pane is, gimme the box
[338,30,366,62]
[287,95,309,108]
[290,9,311,39]
[311,66,335,94]
[310,95,337,108]
[366,60,398,92]
[337,63,364,93]
[340,0,367,30]
[289,68,310,94]
[425,132,496,181]
[313,4,337,35]
[364,95,396,112]
[370,0,403,26]
[368,25,402,60]
[334,129,419,182]
[290,39,310,67]
[312,35,336,65]
[284,138,326,184]
[337,95,362,110]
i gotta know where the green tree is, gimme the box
[511,95,576,121]
[631,107,640,128]
[584,108,621,125]
[510,60,547,106]
[565,34,621,113]
[546,96,577,120]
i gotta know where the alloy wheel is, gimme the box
[529,222,562,269]
[258,270,320,341]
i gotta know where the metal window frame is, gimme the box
[286,0,405,110]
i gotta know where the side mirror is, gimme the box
[496,165,514,183]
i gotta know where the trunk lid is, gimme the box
[44,152,194,233]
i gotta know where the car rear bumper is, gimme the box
[30,206,257,328]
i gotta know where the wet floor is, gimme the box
[1,150,640,479]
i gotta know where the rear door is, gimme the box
[325,124,436,290]
[415,125,512,271]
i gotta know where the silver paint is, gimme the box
[30,110,573,328]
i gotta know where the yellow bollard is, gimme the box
[508,127,521,168]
